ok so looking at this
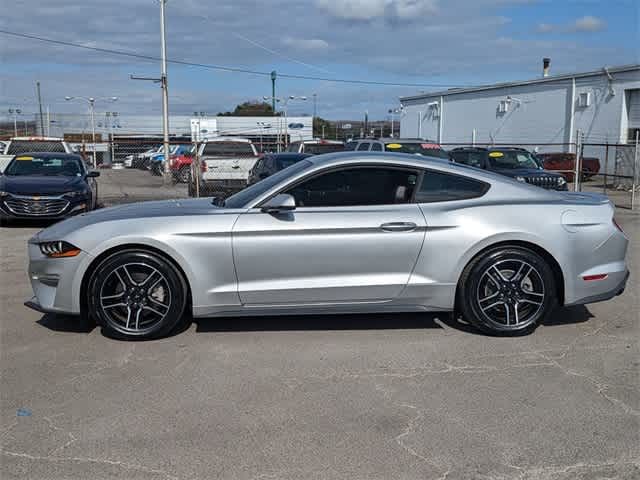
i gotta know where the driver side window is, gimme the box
[284,167,418,207]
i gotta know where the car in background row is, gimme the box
[0,137,74,172]
[536,152,600,182]
[149,145,192,175]
[287,140,345,154]
[346,138,451,159]
[191,138,260,197]
[124,146,161,169]
[449,147,568,191]
[0,153,99,223]
[248,153,312,185]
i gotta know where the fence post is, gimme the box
[603,141,609,195]
[574,129,582,192]
[194,139,200,198]
[632,130,639,211]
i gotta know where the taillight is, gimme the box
[613,218,624,233]
[200,161,207,173]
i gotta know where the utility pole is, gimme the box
[159,0,171,181]
[36,81,45,136]
[271,71,277,114]
[313,93,317,118]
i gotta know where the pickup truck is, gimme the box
[190,138,260,197]
[535,152,600,181]
[0,137,74,172]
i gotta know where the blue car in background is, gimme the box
[149,145,191,175]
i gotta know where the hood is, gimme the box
[33,197,231,242]
[493,168,563,178]
[0,175,85,195]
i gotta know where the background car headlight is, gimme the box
[0,191,9,198]
[557,177,567,186]
[64,190,89,198]
[39,241,81,258]
[515,176,526,182]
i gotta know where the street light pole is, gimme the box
[65,96,117,168]
[159,0,171,180]
[8,109,21,137]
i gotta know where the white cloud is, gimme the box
[570,15,606,32]
[536,15,606,34]
[282,37,329,51]
[315,0,438,21]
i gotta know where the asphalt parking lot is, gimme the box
[1,170,638,479]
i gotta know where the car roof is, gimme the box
[451,146,530,152]
[263,152,313,158]
[13,152,82,159]
[354,138,440,144]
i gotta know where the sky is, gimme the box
[0,0,638,121]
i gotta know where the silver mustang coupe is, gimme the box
[26,152,629,340]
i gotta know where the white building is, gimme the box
[399,64,640,150]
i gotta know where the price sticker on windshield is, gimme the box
[16,156,34,161]
[386,143,402,149]
[489,151,504,157]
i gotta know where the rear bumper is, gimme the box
[566,269,629,306]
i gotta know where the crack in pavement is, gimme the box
[0,449,178,479]
[503,459,640,479]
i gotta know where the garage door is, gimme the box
[629,89,640,128]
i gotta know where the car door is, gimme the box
[232,166,427,305]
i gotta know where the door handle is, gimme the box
[380,222,417,232]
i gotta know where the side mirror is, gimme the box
[261,193,296,213]
[87,170,100,178]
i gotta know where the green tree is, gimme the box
[313,116,333,138]
[218,101,278,116]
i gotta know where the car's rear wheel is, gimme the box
[457,246,556,335]
[178,166,191,183]
[87,250,188,340]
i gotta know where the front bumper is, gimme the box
[0,194,89,220]
[26,242,92,315]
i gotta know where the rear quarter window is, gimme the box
[416,169,489,203]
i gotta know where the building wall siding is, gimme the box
[400,67,640,151]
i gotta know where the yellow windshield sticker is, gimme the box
[489,151,504,157]
[16,156,34,161]
[386,143,402,149]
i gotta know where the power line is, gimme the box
[0,29,470,89]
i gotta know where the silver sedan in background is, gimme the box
[26,152,629,340]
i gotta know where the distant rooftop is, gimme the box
[400,64,640,102]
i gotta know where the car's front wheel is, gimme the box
[457,246,556,335]
[87,250,188,340]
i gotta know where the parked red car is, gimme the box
[169,154,197,183]
[536,152,600,182]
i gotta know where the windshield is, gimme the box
[7,141,66,155]
[489,151,540,169]
[384,142,449,159]
[224,159,313,208]
[202,142,256,156]
[5,155,83,176]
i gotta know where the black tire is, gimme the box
[178,166,191,183]
[457,246,556,336]
[87,249,188,340]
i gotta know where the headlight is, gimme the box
[63,190,89,198]
[557,177,567,186]
[0,191,9,198]
[39,241,81,258]
[515,176,526,182]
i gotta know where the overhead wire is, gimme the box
[0,29,471,89]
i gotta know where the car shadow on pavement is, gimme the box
[195,312,445,333]
[440,305,594,336]
[37,313,96,334]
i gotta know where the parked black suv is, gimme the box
[248,153,312,185]
[449,147,568,190]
